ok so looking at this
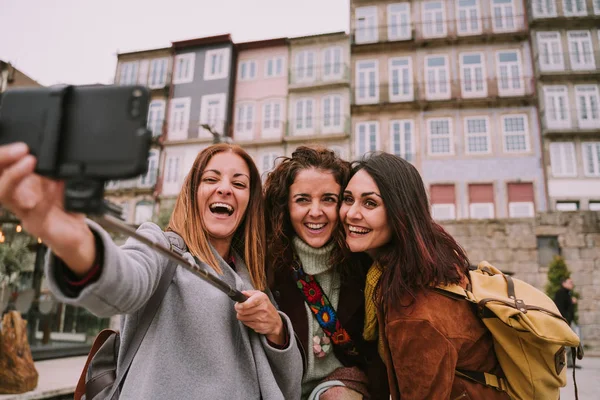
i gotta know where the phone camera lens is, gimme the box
[131,99,140,117]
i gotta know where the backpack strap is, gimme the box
[106,231,186,399]
[455,369,508,393]
[74,329,117,400]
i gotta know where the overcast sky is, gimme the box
[1,0,349,86]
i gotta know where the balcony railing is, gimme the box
[288,64,350,87]
[351,15,528,46]
[285,116,351,139]
[535,51,600,75]
[351,77,535,106]
[232,121,285,142]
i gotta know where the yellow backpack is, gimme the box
[437,261,583,400]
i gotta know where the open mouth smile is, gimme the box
[209,202,234,216]
[304,222,327,232]
[348,225,372,235]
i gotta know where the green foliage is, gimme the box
[0,235,33,288]
[545,255,570,299]
[154,202,174,230]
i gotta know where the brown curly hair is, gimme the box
[264,145,352,276]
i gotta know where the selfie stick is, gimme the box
[93,214,248,303]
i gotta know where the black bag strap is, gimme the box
[106,231,186,399]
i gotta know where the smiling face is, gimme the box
[197,151,251,250]
[288,168,341,249]
[340,169,392,255]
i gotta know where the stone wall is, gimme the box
[440,211,600,355]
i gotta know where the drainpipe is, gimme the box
[524,1,551,212]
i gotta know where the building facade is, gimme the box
[232,38,288,179]
[350,0,548,220]
[286,32,352,160]
[160,35,237,203]
[108,47,173,225]
[529,0,600,211]
[0,61,41,93]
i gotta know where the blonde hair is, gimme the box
[167,144,266,290]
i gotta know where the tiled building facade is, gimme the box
[109,47,173,225]
[350,0,548,220]
[109,0,600,225]
[529,0,600,211]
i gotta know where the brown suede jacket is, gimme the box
[270,264,390,400]
[378,287,511,400]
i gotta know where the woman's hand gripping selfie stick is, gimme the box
[91,213,248,303]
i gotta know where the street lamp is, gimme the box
[200,124,233,144]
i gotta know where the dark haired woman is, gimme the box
[340,152,510,400]
[265,146,388,399]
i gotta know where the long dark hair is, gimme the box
[264,145,352,277]
[350,152,470,305]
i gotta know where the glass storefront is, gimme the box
[1,215,109,360]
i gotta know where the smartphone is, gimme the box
[0,84,152,180]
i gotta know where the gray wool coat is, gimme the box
[45,221,302,400]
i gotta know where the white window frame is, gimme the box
[563,0,587,16]
[537,32,565,72]
[427,118,454,156]
[355,60,379,104]
[456,0,482,36]
[464,116,491,155]
[589,201,600,211]
[460,52,487,98]
[389,119,415,162]
[595,0,600,15]
[532,0,558,18]
[432,204,456,220]
[496,50,525,96]
[387,3,412,41]
[549,142,577,177]
[238,60,257,81]
[555,202,579,211]
[167,97,191,141]
[582,142,600,177]
[173,53,195,84]
[422,1,447,38]
[567,31,595,71]
[575,85,600,129]
[260,152,280,176]
[322,95,343,133]
[138,60,149,86]
[265,56,285,78]
[469,203,495,219]
[139,150,159,188]
[199,93,227,138]
[204,48,230,81]
[234,102,255,141]
[148,58,169,89]
[262,99,283,138]
[355,121,379,156]
[492,0,517,33]
[322,46,343,80]
[118,61,139,85]
[543,86,571,129]
[355,6,379,44]
[147,100,166,137]
[294,98,315,135]
[164,153,183,184]
[502,114,530,153]
[295,50,316,82]
[389,57,413,102]
[509,202,535,218]
[425,55,450,100]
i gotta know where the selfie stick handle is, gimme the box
[93,214,248,303]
